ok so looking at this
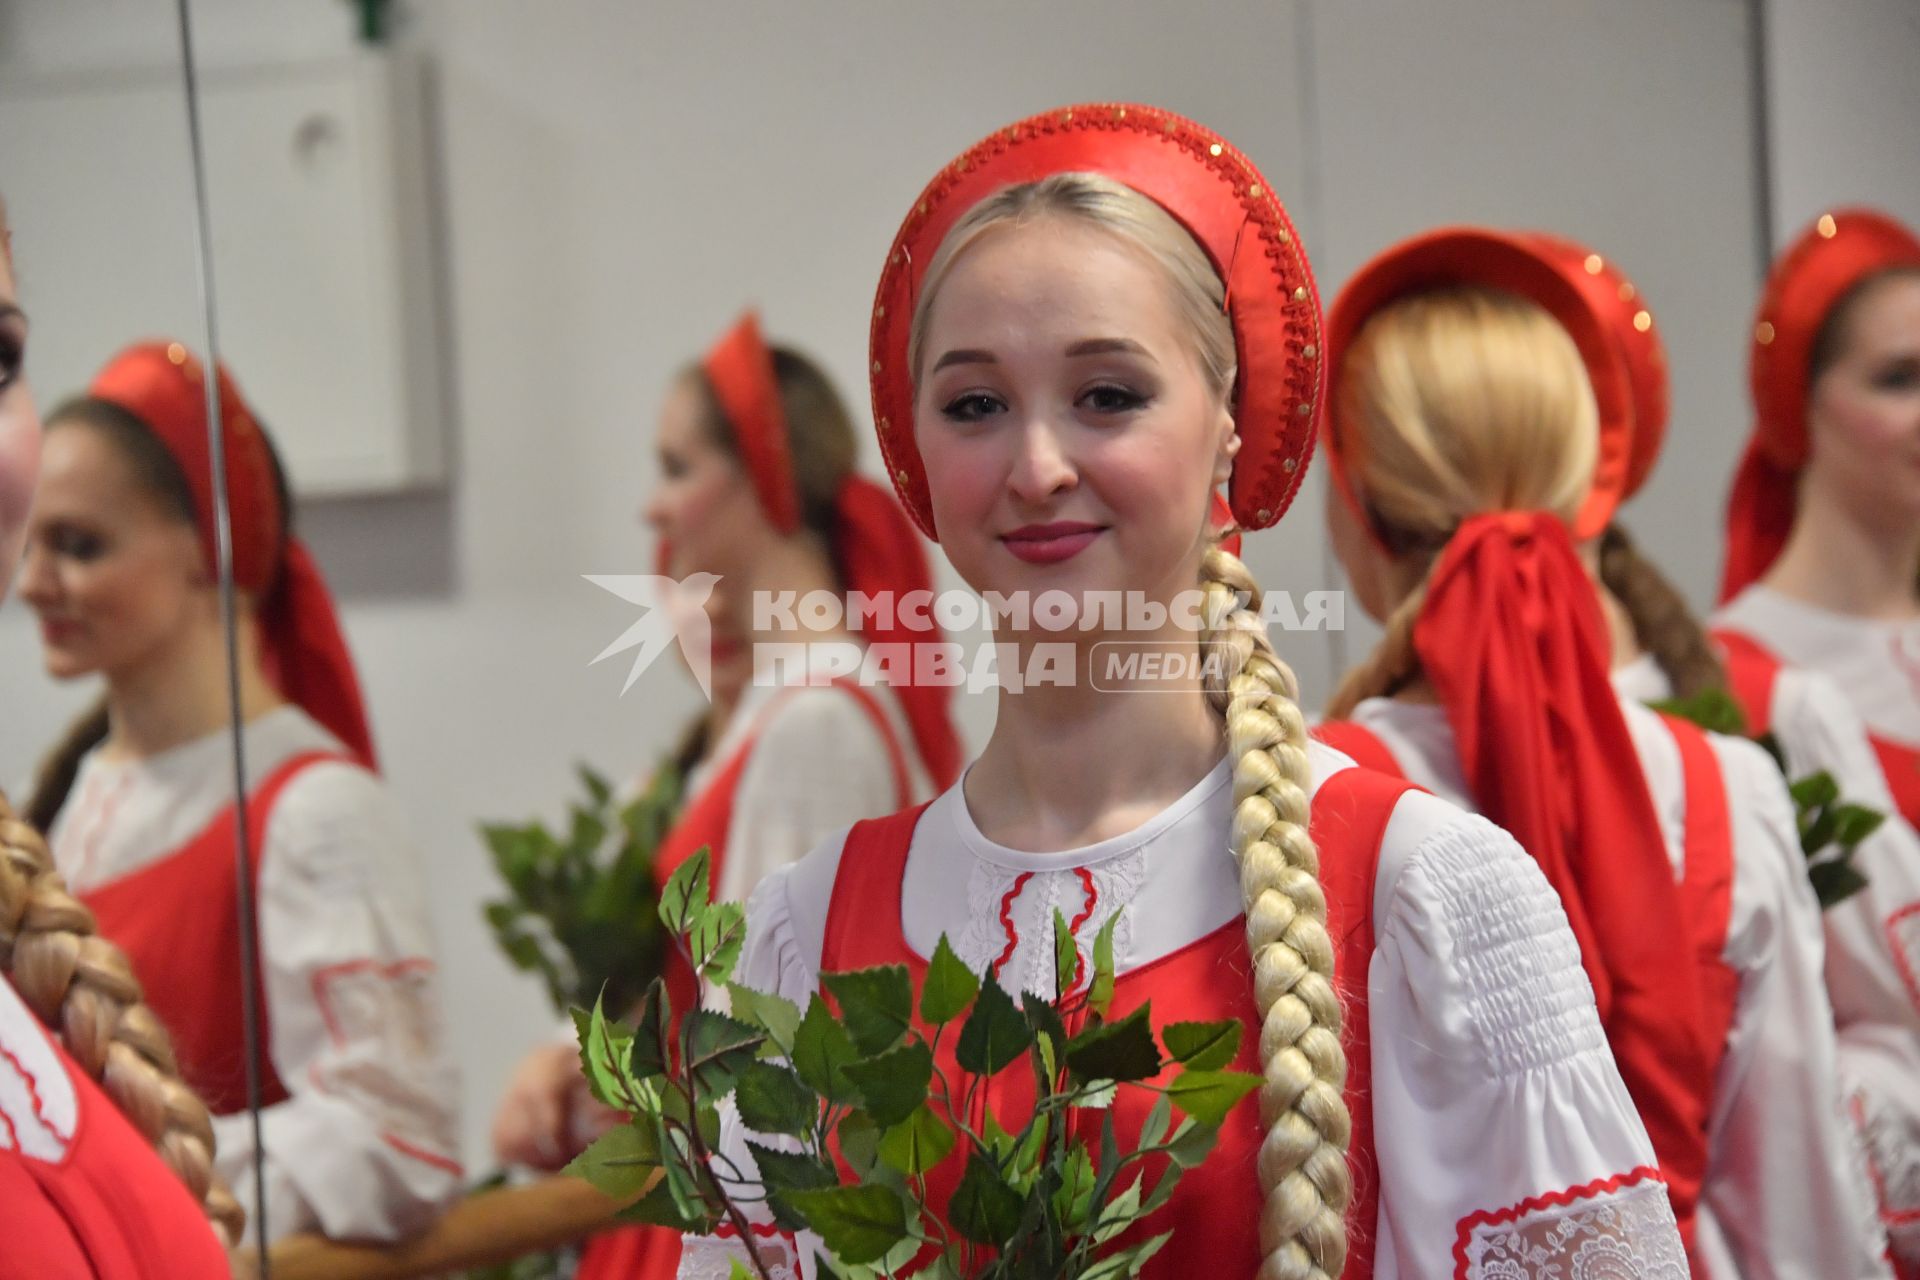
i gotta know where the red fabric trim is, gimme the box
[991,872,1035,978]
[702,312,798,534]
[0,1041,55,1139]
[1310,721,1406,778]
[1068,868,1098,990]
[380,1132,464,1177]
[1451,1166,1668,1279]
[1855,1092,1920,1229]
[1711,627,1782,739]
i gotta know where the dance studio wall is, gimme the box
[0,0,1776,1169]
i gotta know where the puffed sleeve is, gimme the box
[1366,790,1688,1278]
[720,687,908,908]
[211,760,462,1242]
[1772,668,1920,1262]
[1690,732,1889,1276]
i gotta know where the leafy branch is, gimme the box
[567,862,1255,1278]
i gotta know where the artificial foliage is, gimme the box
[1651,687,1881,908]
[567,849,1257,1279]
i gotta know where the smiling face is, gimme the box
[0,228,40,602]
[18,420,210,683]
[1803,271,1920,534]
[912,216,1236,626]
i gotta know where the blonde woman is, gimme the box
[0,194,237,1274]
[1312,227,1886,1276]
[677,107,1680,1279]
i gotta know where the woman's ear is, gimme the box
[1213,415,1241,488]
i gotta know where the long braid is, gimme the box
[1596,523,1727,701]
[1200,542,1351,1279]
[0,790,244,1246]
[26,698,109,834]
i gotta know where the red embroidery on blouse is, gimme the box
[991,872,1035,977]
[1451,1165,1666,1278]
[1067,868,1099,989]
[307,956,461,1176]
[0,1040,55,1137]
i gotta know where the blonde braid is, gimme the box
[1200,542,1351,1279]
[1596,523,1727,702]
[0,791,245,1246]
[1323,574,1431,722]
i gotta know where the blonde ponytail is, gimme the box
[1596,523,1727,701]
[1201,542,1351,1279]
[0,791,244,1246]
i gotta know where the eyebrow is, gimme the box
[929,337,1153,373]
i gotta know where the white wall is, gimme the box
[0,0,1771,1171]
[1764,0,1920,241]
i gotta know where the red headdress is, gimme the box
[1720,208,1920,601]
[88,342,377,769]
[699,313,963,789]
[869,103,1323,542]
[1323,230,1715,1240]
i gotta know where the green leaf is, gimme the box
[1053,907,1079,998]
[1811,858,1872,909]
[747,1141,839,1232]
[573,997,636,1109]
[1161,1019,1242,1072]
[1051,1144,1096,1233]
[561,1122,660,1197]
[950,1151,1024,1245]
[727,983,803,1056]
[791,995,861,1105]
[690,902,748,986]
[1065,1004,1161,1084]
[659,847,714,937]
[877,1103,957,1176]
[734,1059,817,1138]
[921,935,980,1025]
[1138,1093,1172,1152]
[1648,688,1749,738]
[1075,1079,1118,1110]
[727,1262,756,1280]
[1089,909,1121,1019]
[1790,771,1841,812]
[843,1041,933,1128]
[628,982,671,1079]
[838,1111,883,1180]
[1164,1116,1219,1169]
[1802,805,1840,855]
[1080,1230,1174,1280]
[578,763,613,810]
[1165,1068,1262,1126]
[822,966,914,1057]
[782,1186,911,1266]
[1024,998,1070,1079]
[1833,802,1888,848]
[1090,1180,1143,1244]
[955,973,1031,1078]
[613,1171,716,1233]
[684,1009,766,1100]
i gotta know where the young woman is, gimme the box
[18,342,462,1243]
[678,105,1683,1279]
[1713,206,1920,1270]
[1311,226,1886,1275]
[493,314,963,1280]
[0,195,236,1275]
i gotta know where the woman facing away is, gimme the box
[18,342,462,1243]
[1310,226,1887,1276]
[0,194,237,1275]
[677,104,1682,1280]
[493,315,964,1280]
[1708,206,1920,1272]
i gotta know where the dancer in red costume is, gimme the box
[493,317,963,1280]
[0,193,236,1277]
[1311,226,1887,1276]
[680,105,1680,1280]
[18,343,461,1243]
[1710,207,1920,1272]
